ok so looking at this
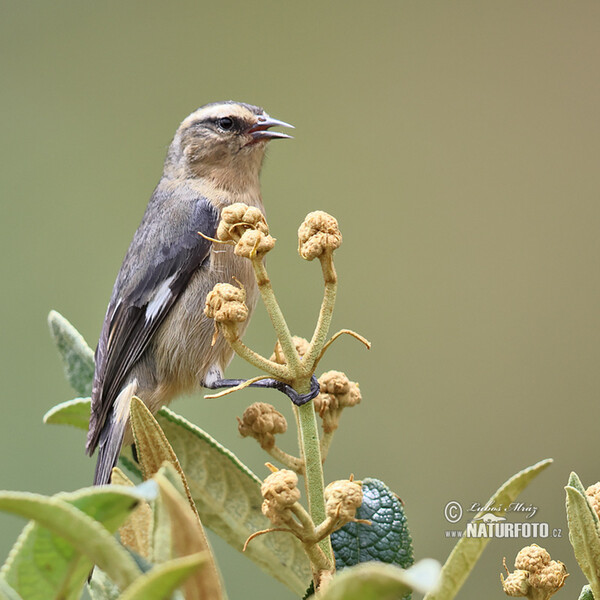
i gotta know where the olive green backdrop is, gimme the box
[1,2,599,598]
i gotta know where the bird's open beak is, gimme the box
[247,115,294,141]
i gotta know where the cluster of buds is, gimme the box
[238,402,287,449]
[314,371,361,433]
[259,467,363,539]
[298,211,342,261]
[502,545,568,599]
[217,203,275,259]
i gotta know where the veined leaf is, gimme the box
[423,458,553,600]
[129,399,224,600]
[317,559,440,600]
[47,311,94,397]
[153,407,311,594]
[332,478,413,569]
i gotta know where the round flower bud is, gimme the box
[261,469,301,525]
[324,479,363,522]
[298,211,342,260]
[501,570,530,597]
[233,228,276,258]
[514,544,551,573]
[270,336,310,365]
[238,402,287,449]
[204,283,248,324]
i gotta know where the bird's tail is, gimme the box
[93,380,137,485]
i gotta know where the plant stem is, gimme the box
[266,445,304,474]
[226,334,290,379]
[303,251,337,369]
[297,390,334,563]
[251,258,303,374]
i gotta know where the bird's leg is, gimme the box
[205,375,320,407]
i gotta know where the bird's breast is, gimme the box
[152,242,259,392]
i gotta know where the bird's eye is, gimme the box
[217,117,234,131]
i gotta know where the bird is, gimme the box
[86,101,293,485]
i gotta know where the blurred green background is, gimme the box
[2,1,599,597]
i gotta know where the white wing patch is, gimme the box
[145,275,176,321]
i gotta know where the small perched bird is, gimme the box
[86,101,293,485]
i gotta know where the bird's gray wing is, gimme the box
[86,191,220,455]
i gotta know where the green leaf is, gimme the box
[569,472,600,528]
[566,483,600,598]
[0,486,155,597]
[44,397,312,595]
[43,397,91,430]
[332,478,413,569]
[0,579,23,600]
[47,311,95,397]
[152,466,225,600]
[317,559,440,600]
[423,458,553,600]
[579,585,594,600]
[118,553,207,600]
[152,407,311,594]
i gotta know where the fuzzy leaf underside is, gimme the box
[317,559,440,600]
[332,478,413,570]
[47,311,95,397]
[423,458,553,600]
[566,480,600,598]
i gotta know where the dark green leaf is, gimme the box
[332,478,413,569]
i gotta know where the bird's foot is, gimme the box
[205,375,320,406]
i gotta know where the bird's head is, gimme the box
[165,101,293,191]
